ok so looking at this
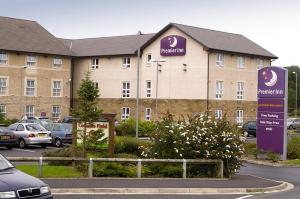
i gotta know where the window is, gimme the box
[25,105,34,117]
[146,54,152,65]
[145,108,151,121]
[26,79,35,96]
[93,82,99,89]
[216,53,224,67]
[16,124,25,131]
[122,82,130,98]
[215,81,223,99]
[237,82,244,100]
[52,106,61,121]
[236,110,244,125]
[91,58,99,70]
[0,52,8,65]
[257,58,263,69]
[146,80,151,97]
[237,56,245,68]
[122,57,130,68]
[215,109,222,119]
[0,77,7,95]
[121,107,130,120]
[53,57,62,68]
[26,55,37,67]
[52,80,62,97]
[0,104,6,117]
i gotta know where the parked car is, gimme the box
[18,117,52,128]
[0,153,53,198]
[8,123,52,148]
[0,127,15,149]
[242,121,256,137]
[287,118,300,130]
[62,116,77,123]
[45,123,72,147]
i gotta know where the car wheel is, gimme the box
[54,138,62,147]
[19,139,26,149]
[41,144,47,148]
[6,145,13,150]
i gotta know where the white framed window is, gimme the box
[0,104,6,117]
[122,57,130,68]
[52,80,62,97]
[237,56,245,68]
[0,52,8,65]
[121,107,130,120]
[146,80,151,97]
[216,53,224,67]
[25,105,34,117]
[122,81,130,98]
[26,55,37,67]
[236,109,244,125]
[145,108,151,121]
[146,53,152,65]
[53,57,62,68]
[93,82,99,89]
[26,79,35,96]
[0,77,8,96]
[215,109,222,119]
[257,58,263,69]
[91,58,99,70]
[52,106,61,121]
[237,82,244,100]
[215,81,223,99]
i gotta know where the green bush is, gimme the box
[139,121,156,137]
[266,152,280,162]
[0,117,18,126]
[115,118,136,136]
[114,136,144,155]
[244,143,258,158]
[93,162,136,177]
[287,137,300,159]
[143,163,182,178]
[42,146,84,165]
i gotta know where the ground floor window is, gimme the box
[145,108,151,121]
[121,107,130,120]
[52,106,61,121]
[236,109,243,125]
[215,109,222,119]
[0,104,6,117]
[25,105,34,117]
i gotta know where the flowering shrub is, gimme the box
[140,113,245,177]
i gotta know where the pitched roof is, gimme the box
[0,16,71,56]
[141,23,277,59]
[59,33,155,57]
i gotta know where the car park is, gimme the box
[287,118,300,130]
[242,121,256,137]
[8,123,52,148]
[18,117,52,128]
[45,123,72,147]
[0,127,15,149]
[0,153,53,198]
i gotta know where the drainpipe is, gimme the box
[135,48,141,138]
[70,58,74,110]
[206,52,211,111]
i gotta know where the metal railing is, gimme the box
[7,157,223,179]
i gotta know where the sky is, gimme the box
[1,0,300,66]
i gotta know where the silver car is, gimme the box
[8,123,52,148]
[287,118,300,130]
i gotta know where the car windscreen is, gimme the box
[0,154,14,170]
[25,124,46,131]
[62,124,72,132]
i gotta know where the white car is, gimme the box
[287,118,300,130]
[8,123,52,148]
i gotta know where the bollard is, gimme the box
[182,159,187,178]
[220,160,224,178]
[38,157,43,178]
[137,159,142,178]
[88,158,93,178]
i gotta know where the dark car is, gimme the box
[0,127,15,149]
[45,123,72,147]
[0,153,53,198]
[62,116,76,124]
[242,121,257,137]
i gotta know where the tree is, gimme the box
[285,66,300,115]
[71,72,102,157]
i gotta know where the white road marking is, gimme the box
[13,148,36,153]
[236,195,254,199]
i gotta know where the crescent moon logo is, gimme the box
[169,36,178,48]
[264,70,278,87]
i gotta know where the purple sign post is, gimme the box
[257,66,288,160]
[160,35,186,56]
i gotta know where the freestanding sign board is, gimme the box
[257,66,288,160]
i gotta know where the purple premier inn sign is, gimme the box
[160,35,186,56]
[257,66,288,160]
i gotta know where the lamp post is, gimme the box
[293,71,298,117]
[152,59,166,120]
